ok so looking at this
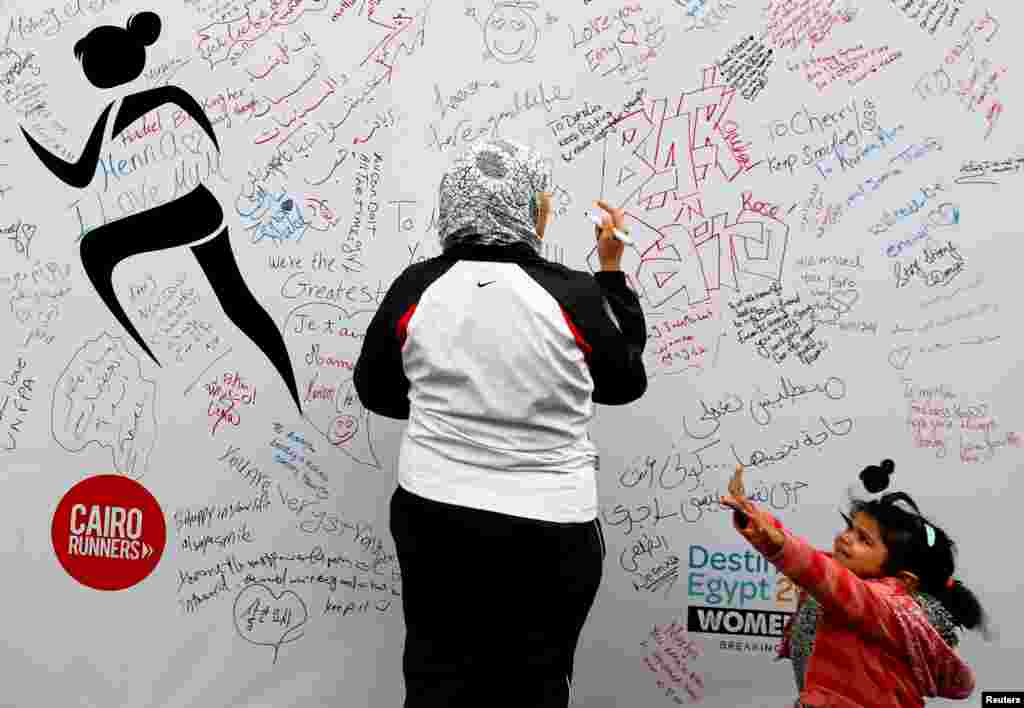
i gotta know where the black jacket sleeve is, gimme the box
[523,263,648,405]
[353,272,414,420]
[585,271,648,405]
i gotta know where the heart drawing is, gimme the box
[888,345,912,370]
[233,583,309,665]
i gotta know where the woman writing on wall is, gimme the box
[354,138,648,707]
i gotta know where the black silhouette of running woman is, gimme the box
[21,11,302,413]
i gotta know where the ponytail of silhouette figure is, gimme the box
[20,12,302,414]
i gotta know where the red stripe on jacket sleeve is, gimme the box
[397,304,417,347]
[561,307,593,356]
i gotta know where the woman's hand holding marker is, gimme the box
[589,200,630,272]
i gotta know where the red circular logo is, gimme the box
[51,474,166,591]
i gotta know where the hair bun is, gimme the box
[860,458,894,493]
[127,12,161,47]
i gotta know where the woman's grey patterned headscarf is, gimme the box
[436,138,551,253]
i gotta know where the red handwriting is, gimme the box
[206,372,256,436]
[719,120,754,173]
[619,207,788,312]
[653,335,709,369]
[205,87,260,130]
[570,4,644,49]
[591,67,791,313]
[303,375,336,403]
[332,0,358,21]
[905,396,1023,464]
[919,12,1008,140]
[642,621,704,704]
[762,0,855,51]
[305,343,353,369]
[118,111,163,147]
[304,197,340,231]
[792,43,900,92]
[208,398,240,435]
[173,110,194,130]
[603,65,746,208]
[253,73,341,146]
[195,0,324,69]
[738,191,786,224]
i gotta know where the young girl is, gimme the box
[720,461,988,707]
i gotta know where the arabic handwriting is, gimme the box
[196,0,330,69]
[681,395,744,440]
[749,376,847,426]
[247,32,316,80]
[325,72,389,143]
[619,439,720,491]
[602,480,809,534]
[619,532,670,573]
[267,61,322,106]
[731,416,854,468]
[306,148,350,186]
[631,554,680,596]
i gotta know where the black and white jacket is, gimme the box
[354,241,647,522]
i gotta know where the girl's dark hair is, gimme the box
[74,12,161,89]
[848,484,990,637]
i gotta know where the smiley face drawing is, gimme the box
[472,1,541,63]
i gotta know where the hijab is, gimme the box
[436,138,551,253]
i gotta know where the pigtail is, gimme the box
[904,515,993,640]
[937,578,991,638]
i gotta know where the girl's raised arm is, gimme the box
[721,466,902,648]
[764,528,905,648]
[21,103,113,188]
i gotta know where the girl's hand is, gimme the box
[720,464,786,554]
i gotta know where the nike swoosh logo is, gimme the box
[477,280,496,287]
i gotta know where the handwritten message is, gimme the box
[902,380,1021,463]
[640,620,705,704]
[716,35,773,101]
[233,584,308,664]
[730,282,828,365]
[284,302,379,468]
[890,0,965,35]
[270,423,330,500]
[761,0,857,51]
[51,333,158,477]
[1,260,72,347]
[914,11,1006,139]
[125,272,225,366]
[1,356,34,452]
[206,371,258,435]
[893,240,965,290]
